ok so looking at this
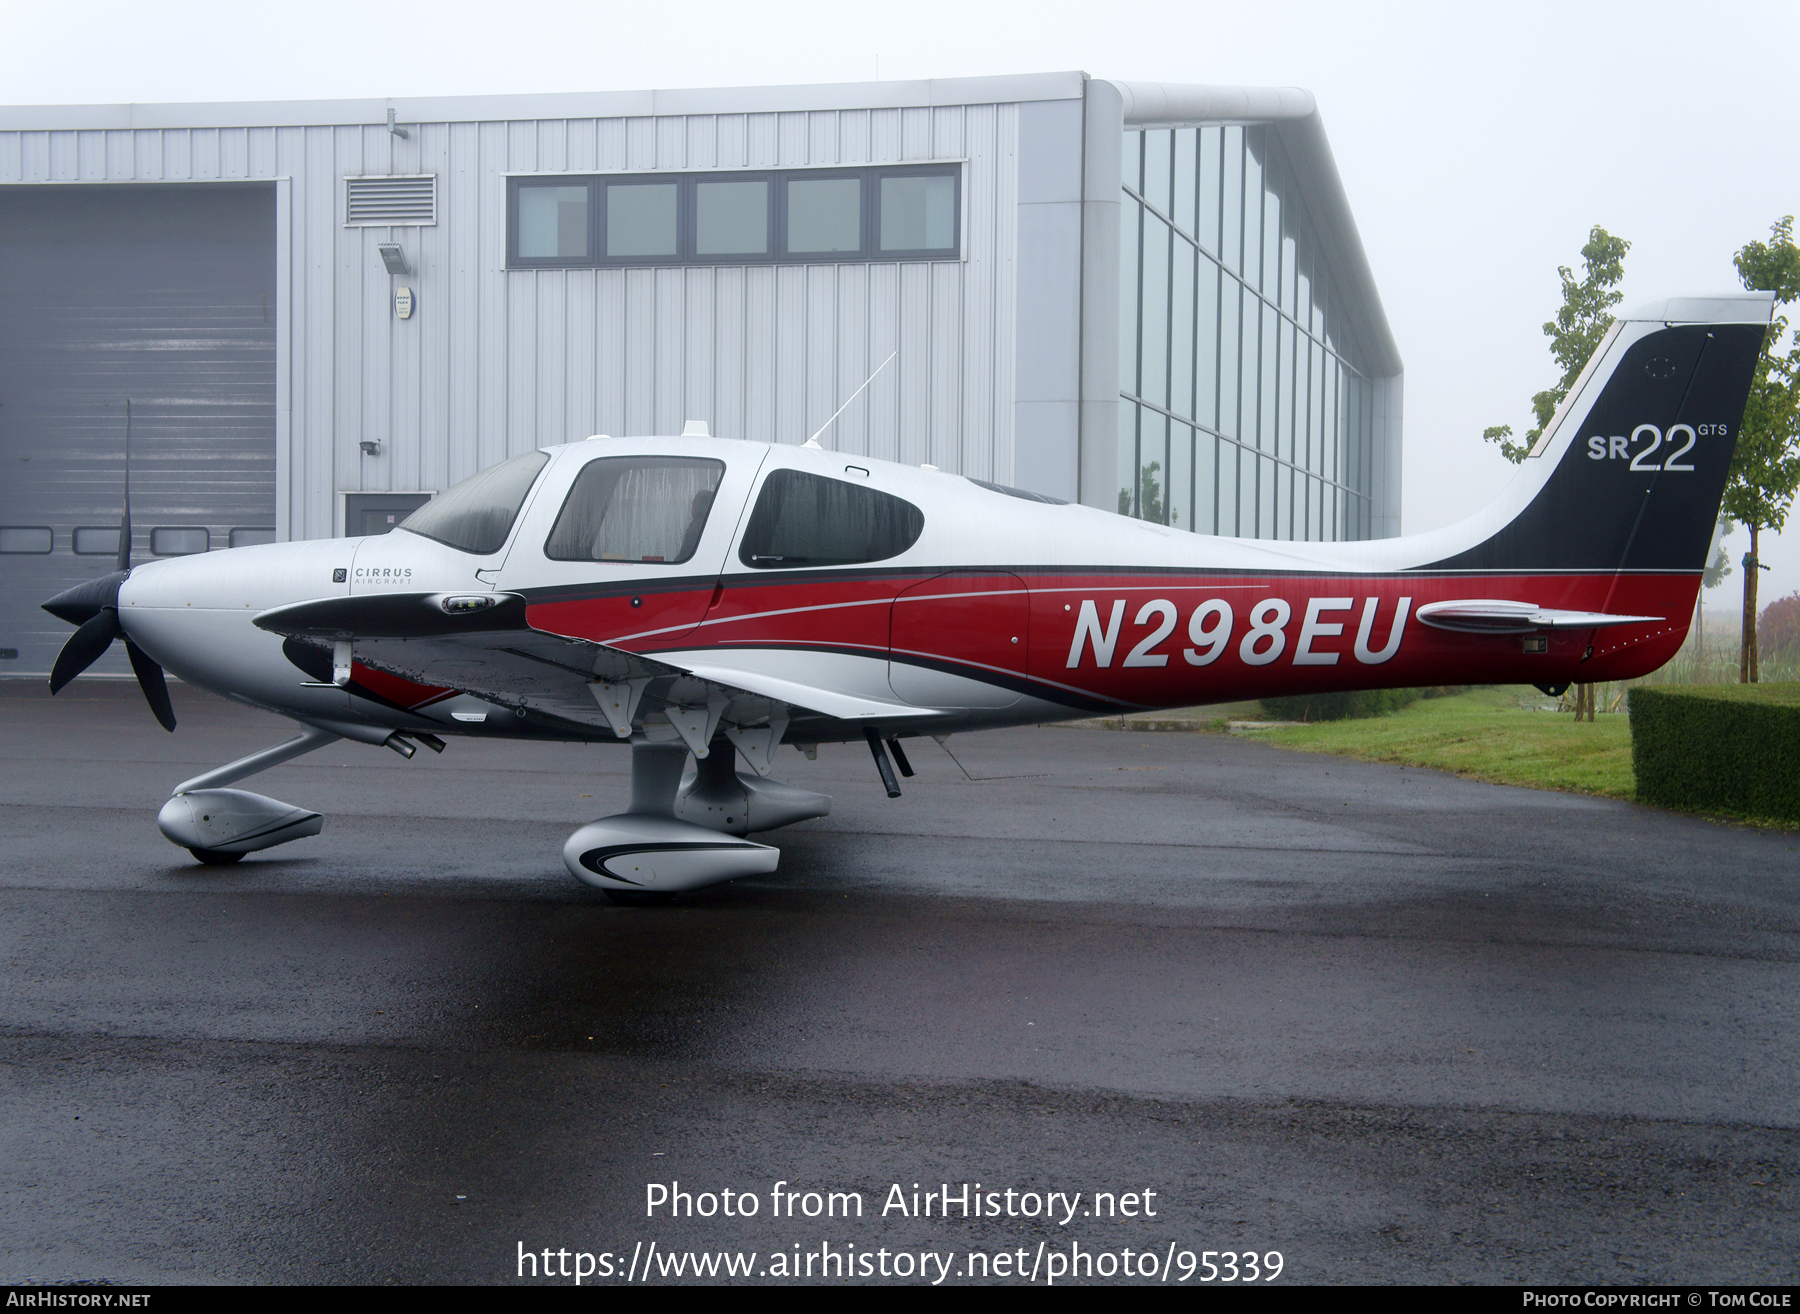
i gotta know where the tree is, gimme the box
[1119,460,1170,525]
[1761,591,1800,656]
[1485,226,1632,464]
[1721,217,1800,683]
[1695,521,1733,652]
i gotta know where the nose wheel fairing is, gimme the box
[157,789,324,857]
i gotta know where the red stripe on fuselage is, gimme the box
[524,569,1699,712]
[1022,570,1697,706]
[526,585,724,652]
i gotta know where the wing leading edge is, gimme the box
[251,592,942,757]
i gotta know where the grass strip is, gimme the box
[1244,686,1636,799]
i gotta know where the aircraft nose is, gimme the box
[111,536,360,622]
[40,563,178,730]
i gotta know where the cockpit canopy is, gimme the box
[395,438,928,570]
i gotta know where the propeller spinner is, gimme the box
[40,400,177,732]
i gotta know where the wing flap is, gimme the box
[666,655,945,724]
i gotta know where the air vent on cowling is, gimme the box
[345,176,436,227]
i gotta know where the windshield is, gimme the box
[544,456,725,564]
[399,451,550,555]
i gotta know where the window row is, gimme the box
[0,526,275,555]
[507,166,960,269]
[401,452,926,570]
[1119,404,1373,543]
[1124,203,1366,478]
[1124,124,1325,333]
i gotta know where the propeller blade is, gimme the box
[49,609,123,694]
[125,638,176,732]
[117,398,133,573]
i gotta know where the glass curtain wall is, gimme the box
[1120,126,1375,541]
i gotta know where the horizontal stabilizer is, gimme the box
[1416,599,1663,634]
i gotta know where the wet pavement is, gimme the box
[1,680,1797,1284]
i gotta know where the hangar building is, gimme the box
[0,71,1400,676]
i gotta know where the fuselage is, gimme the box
[114,430,1698,746]
[49,290,1770,883]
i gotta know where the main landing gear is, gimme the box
[563,736,831,902]
[156,717,832,894]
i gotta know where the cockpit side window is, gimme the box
[399,450,549,555]
[544,456,726,564]
[738,469,924,568]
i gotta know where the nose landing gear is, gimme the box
[156,720,426,864]
[156,724,342,863]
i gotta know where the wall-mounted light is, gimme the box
[377,243,409,276]
[359,439,382,456]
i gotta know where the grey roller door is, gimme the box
[0,183,276,676]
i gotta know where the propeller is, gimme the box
[40,400,177,731]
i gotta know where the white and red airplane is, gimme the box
[42,292,1772,901]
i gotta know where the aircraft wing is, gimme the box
[252,591,941,740]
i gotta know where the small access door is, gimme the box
[888,572,1030,708]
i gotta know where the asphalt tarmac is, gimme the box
[1,680,1797,1286]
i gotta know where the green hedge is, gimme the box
[1629,683,1800,821]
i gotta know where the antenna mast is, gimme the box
[804,352,897,449]
[117,399,133,572]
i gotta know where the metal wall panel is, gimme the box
[743,265,777,443]
[713,266,745,440]
[804,265,837,441]
[595,270,626,438]
[866,263,901,463]
[833,270,869,455]
[654,267,686,432]
[682,269,713,431]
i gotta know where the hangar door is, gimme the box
[0,184,276,676]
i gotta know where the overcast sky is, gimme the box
[6,0,1797,616]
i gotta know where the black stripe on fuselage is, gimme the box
[636,638,1137,714]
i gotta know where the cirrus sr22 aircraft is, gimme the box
[42,292,1773,902]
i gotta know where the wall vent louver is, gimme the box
[345,176,437,227]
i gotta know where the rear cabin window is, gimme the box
[401,450,549,555]
[544,456,725,564]
[738,469,924,568]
